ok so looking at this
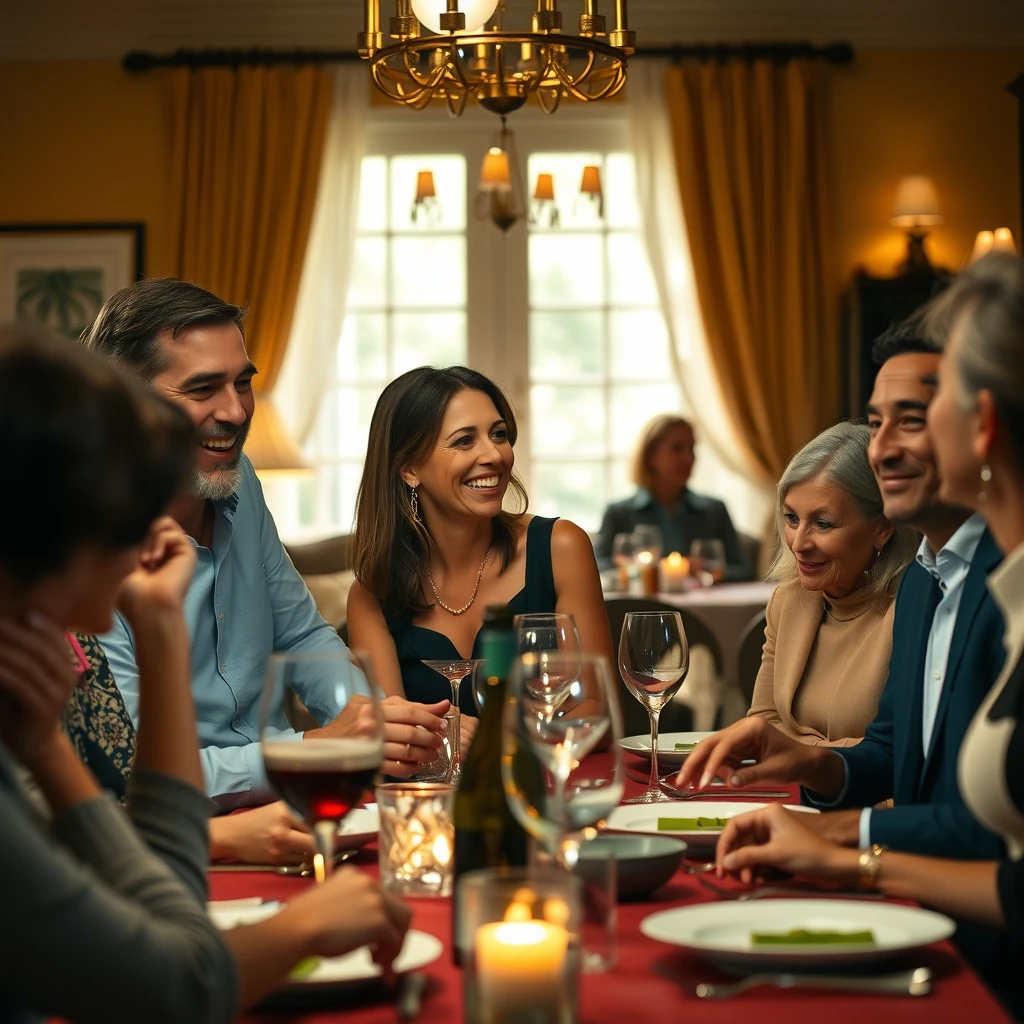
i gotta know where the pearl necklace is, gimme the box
[427,547,493,616]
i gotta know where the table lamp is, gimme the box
[890,175,942,273]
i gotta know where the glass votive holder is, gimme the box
[457,867,582,1024]
[376,782,454,897]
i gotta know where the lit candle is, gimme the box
[660,551,690,593]
[635,548,659,595]
[475,903,569,1024]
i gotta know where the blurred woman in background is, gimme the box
[594,414,751,579]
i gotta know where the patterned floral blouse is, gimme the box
[64,633,136,801]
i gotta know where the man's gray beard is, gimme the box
[187,462,242,500]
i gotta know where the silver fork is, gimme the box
[695,966,932,999]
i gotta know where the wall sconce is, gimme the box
[577,163,604,220]
[970,227,1017,263]
[411,169,442,228]
[530,172,559,228]
[474,116,524,233]
[890,175,942,273]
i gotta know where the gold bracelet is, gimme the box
[857,843,886,890]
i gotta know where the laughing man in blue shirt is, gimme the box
[84,279,448,863]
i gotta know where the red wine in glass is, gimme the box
[264,738,381,823]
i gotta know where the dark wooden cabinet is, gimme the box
[842,268,948,419]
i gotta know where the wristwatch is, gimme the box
[857,843,887,890]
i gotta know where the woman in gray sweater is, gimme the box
[0,325,409,1023]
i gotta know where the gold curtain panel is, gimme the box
[166,65,333,392]
[665,59,838,482]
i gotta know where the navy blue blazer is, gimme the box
[807,528,1007,859]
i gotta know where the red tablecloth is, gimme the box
[214,758,1012,1024]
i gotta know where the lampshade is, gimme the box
[533,172,555,202]
[411,0,499,33]
[479,147,512,192]
[970,227,1017,263]
[971,230,995,263]
[246,395,311,474]
[580,164,603,197]
[415,170,436,201]
[890,176,942,228]
[993,227,1017,252]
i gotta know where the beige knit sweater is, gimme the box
[747,577,896,747]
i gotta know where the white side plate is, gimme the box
[640,898,955,970]
[619,732,714,768]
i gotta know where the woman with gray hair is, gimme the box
[748,421,918,745]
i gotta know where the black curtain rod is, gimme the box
[123,40,853,73]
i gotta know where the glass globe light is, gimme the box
[410,0,499,33]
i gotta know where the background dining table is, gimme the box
[214,753,1013,1024]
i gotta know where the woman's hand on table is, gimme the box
[209,800,314,865]
[675,716,846,799]
[289,867,411,969]
[715,803,859,886]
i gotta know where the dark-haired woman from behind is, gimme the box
[347,366,616,735]
[0,325,409,1024]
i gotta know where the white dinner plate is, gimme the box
[208,903,442,989]
[336,804,379,851]
[604,800,818,853]
[640,898,956,971]
[619,732,714,768]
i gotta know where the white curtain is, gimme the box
[274,64,367,443]
[627,59,773,539]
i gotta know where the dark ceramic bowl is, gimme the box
[578,833,687,901]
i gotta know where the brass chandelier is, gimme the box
[357,1,635,116]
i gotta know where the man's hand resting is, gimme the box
[210,800,315,865]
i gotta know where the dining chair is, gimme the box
[736,608,767,708]
[604,597,724,736]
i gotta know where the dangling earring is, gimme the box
[864,546,881,576]
[409,485,420,521]
[978,464,992,503]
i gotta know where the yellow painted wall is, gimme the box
[0,60,173,274]
[826,49,1022,282]
[0,50,1021,289]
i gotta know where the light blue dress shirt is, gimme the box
[99,456,363,809]
[856,513,987,847]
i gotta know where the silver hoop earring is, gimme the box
[409,485,420,521]
[979,464,992,503]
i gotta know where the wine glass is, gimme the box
[611,532,639,592]
[690,538,727,586]
[618,611,689,803]
[633,524,664,561]
[501,652,625,867]
[514,613,582,697]
[260,649,383,882]
[421,658,483,784]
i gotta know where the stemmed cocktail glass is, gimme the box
[421,658,483,784]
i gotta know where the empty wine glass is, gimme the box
[690,538,727,585]
[501,652,625,866]
[260,649,383,882]
[514,612,582,695]
[618,611,688,803]
[421,658,483,784]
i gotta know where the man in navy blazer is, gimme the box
[678,324,1006,857]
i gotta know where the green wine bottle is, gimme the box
[451,604,529,965]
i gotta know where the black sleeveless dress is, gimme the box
[386,517,559,714]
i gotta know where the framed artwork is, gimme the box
[0,223,145,340]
